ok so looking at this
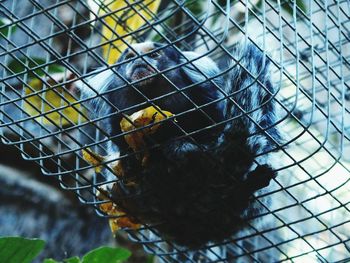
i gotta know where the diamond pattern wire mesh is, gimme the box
[0,0,350,262]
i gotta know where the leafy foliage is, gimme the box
[257,0,307,15]
[23,75,86,126]
[98,0,161,64]
[0,237,131,263]
[0,237,45,263]
[0,18,17,37]
[7,57,64,79]
[82,247,131,263]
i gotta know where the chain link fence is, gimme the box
[1,0,350,262]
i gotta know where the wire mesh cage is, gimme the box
[1,0,350,262]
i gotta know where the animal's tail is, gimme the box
[222,42,283,157]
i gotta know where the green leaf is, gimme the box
[0,236,45,263]
[7,57,64,78]
[44,259,60,263]
[146,255,155,263]
[255,0,307,16]
[151,33,162,42]
[281,0,307,15]
[0,18,17,37]
[82,247,131,263]
[187,0,204,16]
[64,256,81,263]
[296,0,307,13]
[43,255,81,263]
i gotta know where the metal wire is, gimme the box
[1,0,350,262]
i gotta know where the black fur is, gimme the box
[81,42,282,248]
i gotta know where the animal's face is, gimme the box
[117,42,181,86]
[113,41,225,123]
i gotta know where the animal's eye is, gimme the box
[125,52,136,60]
[149,51,161,58]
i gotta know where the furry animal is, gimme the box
[80,41,282,248]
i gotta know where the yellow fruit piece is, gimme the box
[114,216,141,229]
[82,147,105,173]
[99,200,141,233]
[100,0,161,64]
[100,202,114,213]
[109,218,121,233]
[111,160,124,177]
[82,148,125,178]
[120,106,173,155]
[109,216,141,233]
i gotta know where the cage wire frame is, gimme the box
[0,0,350,262]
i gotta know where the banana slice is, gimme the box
[120,106,173,163]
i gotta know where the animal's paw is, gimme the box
[244,164,276,192]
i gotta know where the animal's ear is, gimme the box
[180,51,221,84]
